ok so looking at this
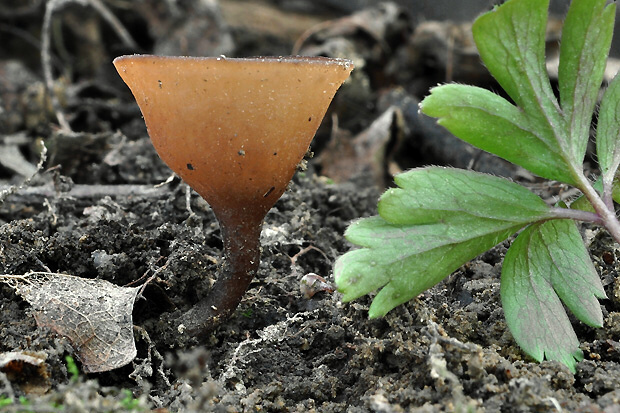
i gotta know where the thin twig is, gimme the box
[0,183,171,202]
[41,0,74,132]
[185,184,195,217]
[41,0,139,132]
[0,141,47,204]
[87,0,138,50]
[136,256,172,297]
[290,245,329,267]
[0,24,64,72]
[0,0,42,18]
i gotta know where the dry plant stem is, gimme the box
[0,0,42,18]
[42,0,138,132]
[0,183,168,202]
[42,0,72,132]
[177,216,263,339]
[86,0,138,50]
[0,142,47,203]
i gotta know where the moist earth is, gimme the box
[1,1,620,412]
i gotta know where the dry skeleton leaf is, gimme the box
[1,272,139,373]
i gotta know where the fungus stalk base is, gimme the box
[176,217,263,339]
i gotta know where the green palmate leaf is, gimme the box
[337,221,518,317]
[472,0,565,151]
[559,0,615,163]
[379,167,551,224]
[335,167,552,318]
[420,85,574,183]
[421,0,616,184]
[501,219,606,373]
[340,0,619,374]
[597,73,620,185]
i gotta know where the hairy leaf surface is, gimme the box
[559,0,615,163]
[340,0,618,374]
[598,73,620,185]
[420,86,573,183]
[501,219,606,373]
[379,167,551,223]
[472,0,565,151]
[335,167,552,318]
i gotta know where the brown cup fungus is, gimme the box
[113,55,353,339]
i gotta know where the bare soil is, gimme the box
[1,1,620,412]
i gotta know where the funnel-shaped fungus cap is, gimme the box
[114,55,353,224]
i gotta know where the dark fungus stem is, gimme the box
[176,215,263,340]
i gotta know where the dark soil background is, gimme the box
[1,0,620,412]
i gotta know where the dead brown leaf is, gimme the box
[318,106,404,187]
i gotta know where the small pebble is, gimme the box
[300,273,335,299]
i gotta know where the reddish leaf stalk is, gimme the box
[549,207,603,224]
[576,173,620,244]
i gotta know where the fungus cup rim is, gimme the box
[113,54,354,70]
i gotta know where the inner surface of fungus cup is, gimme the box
[114,55,353,340]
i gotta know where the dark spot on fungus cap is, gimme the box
[308,117,312,122]
[187,163,194,170]
[263,186,275,198]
